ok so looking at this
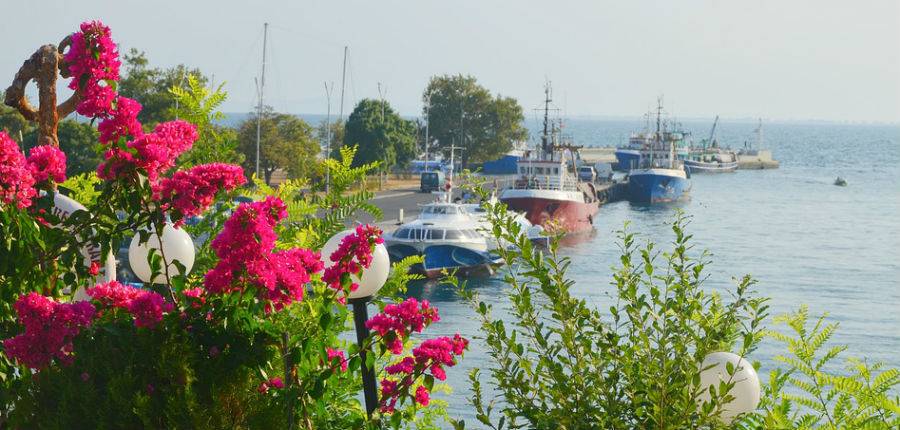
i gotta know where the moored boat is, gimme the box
[685,115,738,173]
[626,98,692,204]
[499,82,599,235]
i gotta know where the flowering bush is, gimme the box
[1,21,465,429]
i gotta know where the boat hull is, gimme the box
[684,160,738,173]
[627,168,691,204]
[500,191,598,234]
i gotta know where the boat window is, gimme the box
[444,230,463,240]
[411,229,421,240]
[395,228,409,239]
[465,230,481,239]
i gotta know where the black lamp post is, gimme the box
[350,297,378,416]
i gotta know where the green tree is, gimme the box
[169,74,244,167]
[118,49,209,126]
[0,92,33,140]
[237,109,319,185]
[342,99,417,171]
[424,74,527,167]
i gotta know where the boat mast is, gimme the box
[255,22,268,179]
[339,46,348,121]
[541,81,552,160]
[651,96,662,168]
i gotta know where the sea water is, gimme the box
[405,119,900,420]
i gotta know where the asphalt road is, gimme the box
[354,188,440,228]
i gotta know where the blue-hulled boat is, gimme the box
[625,99,692,204]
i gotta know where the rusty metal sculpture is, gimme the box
[4,36,81,147]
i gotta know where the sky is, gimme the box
[1,0,898,123]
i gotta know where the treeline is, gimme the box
[1,51,528,185]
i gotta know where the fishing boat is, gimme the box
[627,99,692,204]
[614,131,653,172]
[499,82,600,235]
[684,116,739,173]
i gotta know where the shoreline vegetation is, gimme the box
[0,20,897,429]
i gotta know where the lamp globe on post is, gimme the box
[128,223,195,284]
[321,229,390,417]
[697,351,761,424]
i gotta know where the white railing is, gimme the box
[510,174,579,192]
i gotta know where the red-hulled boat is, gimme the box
[499,83,599,235]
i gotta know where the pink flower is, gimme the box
[86,281,172,328]
[257,382,269,394]
[268,377,284,389]
[326,348,348,372]
[98,96,143,144]
[153,163,246,225]
[98,120,198,182]
[366,298,440,354]
[322,224,384,294]
[76,83,117,118]
[415,385,430,406]
[204,197,322,310]
[89,261,100,276]
[0,132,36,209]
[27,144,67,184]
[1,293,96,369]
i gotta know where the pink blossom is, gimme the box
[366,298,440,354]
[86,281,172,328]
[0,131,36,209]
[257,382,269,394]
[1,293,96,369]
[322,224,384,294]
[89,261,100,276]
[268,377,284,389]
[98,96,143,144]
[27,144,67,184]
[415,385,430,406]
[204,197,323,310]
[76,83,117,118]
[326,348,348,372]
[98,120,198,181]
[153,163,246,225]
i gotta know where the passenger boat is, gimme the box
[499,83,600,235]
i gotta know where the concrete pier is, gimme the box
[737,150,780,169]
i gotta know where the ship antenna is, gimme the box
[542,80,552,159]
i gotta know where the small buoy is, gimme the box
[834,177,847,187]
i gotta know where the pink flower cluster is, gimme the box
[98,120,199,182]
[64,21,121,118]
[365,298,440,353]
[0,131,36,209]
[257,377,284,394]
[97,96,143,145]
[379,334,468,413]
[322,224,384,294]
[27,144,67,184]
[86,281,173,328]
[325,347,348,372]
[2,292,96,370]
[204,197,324,311]
[153,163,246,225]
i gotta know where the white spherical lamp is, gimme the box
[697,351,761,423]
[321,229,390,299]
[129,224,195,284]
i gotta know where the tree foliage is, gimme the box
[237,109,320,185]
[118,49,209,126]
[169,74,244,167]
[342,99,417,171]
[423,75,527,167]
